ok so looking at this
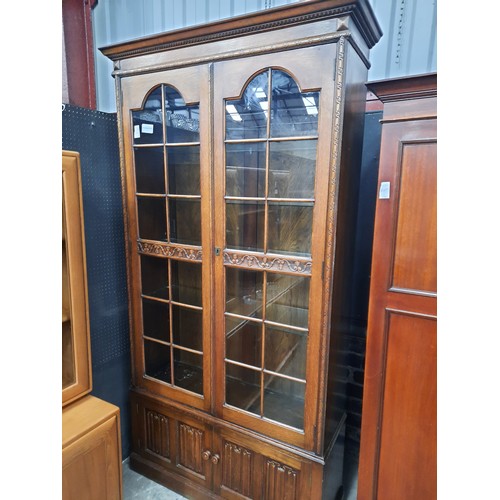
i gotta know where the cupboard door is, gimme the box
[212,428,322,500]
[132,394,214,491]
[121,66,212,411]
[213,45,336,449]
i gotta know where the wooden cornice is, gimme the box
[99,0,382,61]
[367,73,437,103]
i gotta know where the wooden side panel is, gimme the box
[392,141,437,294]
[376,311,437,499]
[62,415,122,500]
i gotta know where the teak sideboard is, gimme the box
[101,2,381,498]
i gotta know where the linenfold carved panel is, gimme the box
[265,460,299,500]
[222,441,254,497]
[178,423,204,474]
[145,409,170,459]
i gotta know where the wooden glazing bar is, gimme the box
[167,194,202,199]
[260,270,268,418]
[224,196,265,202]
[170,300,203,311]
[167,258,175,386]
[224,312,263,325]
[133,143,164,148]
[171,344,203,356]
[224,358,262,372]
[162,86,171,244]
[262,370,306,385]
[141,294,169,304]
[165,141,201,147]
[266,198,315,204]
[136,193,166,198]
[224,135,318,144]
[264,320,309,333]
[143,335,171,347]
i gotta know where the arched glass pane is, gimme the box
[132,86,163,144]
[226,71,269,140]
[270,70,319,138]
[164,86,200,143]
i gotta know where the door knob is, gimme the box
[211,454,220,465]
[201,450,211,461]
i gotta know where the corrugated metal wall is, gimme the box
[93,0,436,110]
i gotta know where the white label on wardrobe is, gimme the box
[134,125,140,138]
[379,181,390,199]
[142,124,154,134]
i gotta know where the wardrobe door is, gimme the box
[358,93,437,500]
[212,45,336,450]
[120,66,213,411]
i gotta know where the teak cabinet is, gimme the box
[62,150,92,407]
[101,2,381,498]
[62,151,123,500]
[357,74,437,499]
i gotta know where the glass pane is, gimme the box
[144,339,171,384]
[134,147,165,194]
[226,71,268,140]
[132,87,163,144]
[263,375,305,429]
[173,349,203,395]
[164,86,200,143]
[137,197,167,241]
[226,142,266,198]
[226,268,263,319]
[226,316,262,368]
[264,325,307,380]
[169,198,201,245]
[172,305,203,352]
[266,274,310,329]
[226,363,261,416]
[167,146,200,195]
[140,255,169,299]
[62,320,75,389]
[142,298,170,343]
[267,202,313,257]
[270,70,319,138]
[170,260,202,307]
[226,201,265,252]
[269,140,317,199]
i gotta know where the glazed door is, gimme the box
[213,45,336,450]
[121,66,213,411]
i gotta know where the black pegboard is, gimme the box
[62,103,131,457]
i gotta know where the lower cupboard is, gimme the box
[129,390,340,500]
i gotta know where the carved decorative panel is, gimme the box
[178,423,204,474]
[145,409,170,459]
[222,441,254,497]
[138,240,202,262]
[265,460,298,500]
[223,251,312,275]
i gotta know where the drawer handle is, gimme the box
[201,450,212,461]
[211,454,220,465]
